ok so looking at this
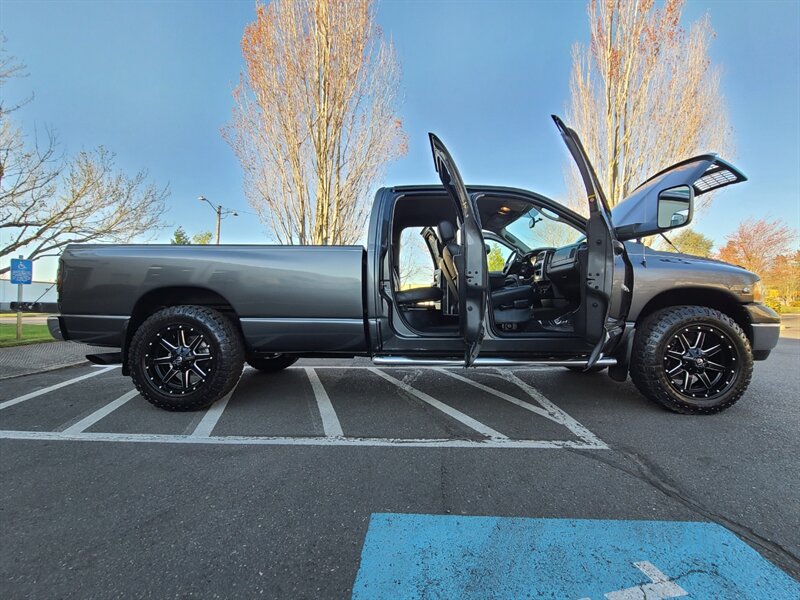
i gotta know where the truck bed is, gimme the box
[58,244,367,353]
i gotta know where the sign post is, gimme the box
[10,256,33,341]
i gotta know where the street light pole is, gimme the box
[215,204,221,245]
[198,196,237,245]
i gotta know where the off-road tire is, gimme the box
[129,305,245,411]
[630,306,752,414]
[246,354,298,372]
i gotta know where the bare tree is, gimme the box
[397,227,432,289]
[565,0,732,211]
[1,146,169,275]
[0,35,30,119]
[225,0,407,245]
[717,218,796,279]
[0,43,169,276]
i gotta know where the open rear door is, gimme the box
[552,116,629,367]
[429,133,488,366]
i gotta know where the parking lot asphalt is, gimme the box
[1,337,798,599]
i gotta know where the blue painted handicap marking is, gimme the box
[352,514,800,599]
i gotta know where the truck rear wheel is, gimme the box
[630,306,752,414]
[128,305,245,411]
[246,354,298,372]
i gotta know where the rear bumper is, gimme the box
[48,314,127,347]
[744,303,780,359]
[47,315,65,341]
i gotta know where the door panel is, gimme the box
[429,133,488,365]
[552,115,630,365]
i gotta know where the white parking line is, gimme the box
[190,378,242,437]
[0,429,604,449]
[368,368,508,440]
[61,389,139,434]
[435,368,558,423]
[0,366,118,411]
[305,367,344,437]
[0,364,608,450]
[498,370,608,449]
[437,369,607,448]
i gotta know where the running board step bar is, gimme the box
[86,352,123,365]
[372,356,617,368]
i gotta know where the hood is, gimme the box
[640,246,758,280]
[611,155,747,240]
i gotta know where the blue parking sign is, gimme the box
[352,514,800,599]
[10,259,33,285]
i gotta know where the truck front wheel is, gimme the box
[630,306,753,414]
[128,305,245,411]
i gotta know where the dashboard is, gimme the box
[547,241,584,276]
[500,240,585,301]
[504,241,585,278]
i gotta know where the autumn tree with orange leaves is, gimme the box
[717,218,797,282]
[226,0,407,245]
[566,0,732,210]
[770,251,800,307]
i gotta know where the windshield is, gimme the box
[501,206,582,252]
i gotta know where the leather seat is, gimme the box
[395,286,443,306]
[491,281,533,329]
[438,221,459,298]
[392,262,443,307]
[492,284,532,306]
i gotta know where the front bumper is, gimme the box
[744,303,780,359]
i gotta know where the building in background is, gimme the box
[0,278,57,312]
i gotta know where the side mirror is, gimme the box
[657,185,693,230]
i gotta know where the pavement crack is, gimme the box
[569,446,800,579]
[439,451,451,514]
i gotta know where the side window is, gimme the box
[485,238,514,272]
[398,227,436,289]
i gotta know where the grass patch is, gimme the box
[0,323,55,348]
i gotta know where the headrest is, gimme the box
[438,220,456,243]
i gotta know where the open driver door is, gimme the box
[552,115,631,368]
[429,133,488,366]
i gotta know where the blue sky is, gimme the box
[2,0,798,279]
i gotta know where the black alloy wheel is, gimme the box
[630,306,753,414]
[662,324,737,401]
[129,305,244,411]
[144,324,213,395]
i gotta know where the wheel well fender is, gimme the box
[122,287,242,373]
[634,287,752,342]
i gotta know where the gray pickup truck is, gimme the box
[48,116,780,414]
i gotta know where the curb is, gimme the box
[0,359,90,381]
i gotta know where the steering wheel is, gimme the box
[502,250,518,275]
[503,247,556,278]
